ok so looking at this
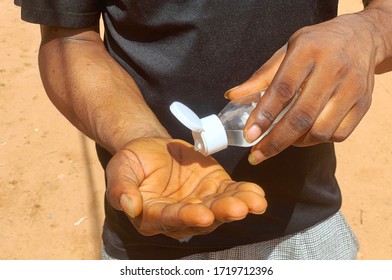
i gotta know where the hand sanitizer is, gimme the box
[170,91,296,156]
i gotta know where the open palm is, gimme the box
[106,138,267,240]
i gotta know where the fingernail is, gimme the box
[120,194,135,218]
[245,124,262,143]
[248,151,266,165]
[224,86,240,99]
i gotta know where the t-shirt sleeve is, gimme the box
[14,0,102,28]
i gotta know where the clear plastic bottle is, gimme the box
[170,91,296,156]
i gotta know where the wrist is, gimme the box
[358,3,392,69]
[106,127,172,155]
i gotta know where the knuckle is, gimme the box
[353,75,368,92]
[256,107,275,124]
[356,99,372,115]
[308,127,332,143]
[271,81,296,104]
[290,26,312,41]
[288,107,314,132]
[332,59,350,77]
[253,67,265,77]
[346,69,371,94]
[290,27,320,50]
[266,137,285,157]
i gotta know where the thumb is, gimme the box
[224,44,287,100]
[105,152,144,218]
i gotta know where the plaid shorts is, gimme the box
[101,211,359,260]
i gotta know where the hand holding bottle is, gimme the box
[105,137,267,240]
[225,9,392,164]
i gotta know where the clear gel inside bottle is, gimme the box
[170,90,296,156]
[218,92,260,147]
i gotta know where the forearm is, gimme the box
[360,0,392,73]
[39,25,170,154]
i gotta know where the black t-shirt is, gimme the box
[16,0,341,259]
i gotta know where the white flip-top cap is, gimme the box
[170,102,228,156]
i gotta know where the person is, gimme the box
[15,0,392,260]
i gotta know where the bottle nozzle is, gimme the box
[170,102,228,156]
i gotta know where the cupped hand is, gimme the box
[225,12,386,165]
[105,137,267,240]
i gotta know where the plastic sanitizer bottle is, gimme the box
[170,91,296,156]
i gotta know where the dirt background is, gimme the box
[1,0,391,260]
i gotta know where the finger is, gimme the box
[247,49,357,164]
[297,80,371,146]
[331,97,371,141]
[209,196,249,222]
[243,50,314,146]
[162,202,215,229]
[214,182,267,215]
[295,92,353,146]
[232,191,267,214]
[138,200,215,237]
[223,182,266,197]
[224,45,287,100]
[320,74,372,143]
[105,150,144,218]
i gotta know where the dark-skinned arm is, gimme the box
[39,24,171,155]
[38,24,267,240]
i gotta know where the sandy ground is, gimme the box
[1,0,391,260]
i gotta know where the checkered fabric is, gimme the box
[101,211,359,260]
